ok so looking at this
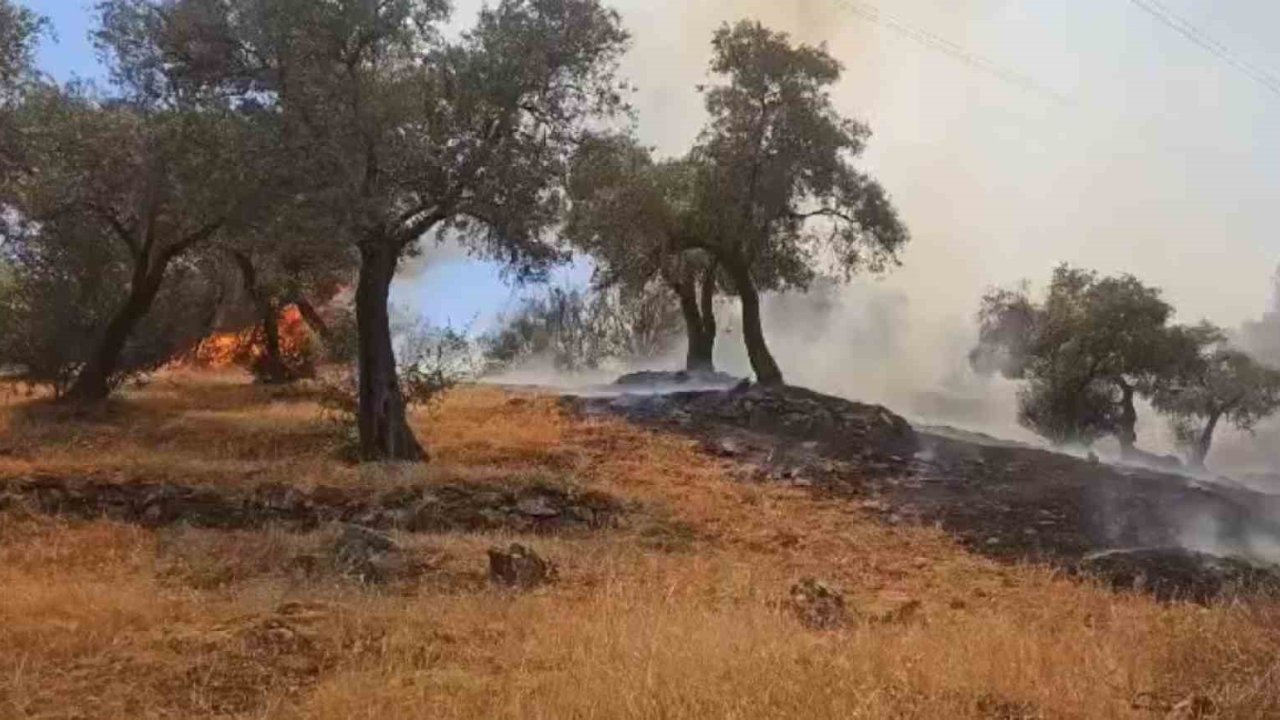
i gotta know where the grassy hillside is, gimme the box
[1,372,1278,718]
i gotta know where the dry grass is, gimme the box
[1,371,1279,719]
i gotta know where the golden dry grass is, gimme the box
[1,371,1278,719]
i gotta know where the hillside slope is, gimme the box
[1,372,1278,719]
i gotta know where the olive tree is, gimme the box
[148,0,630,461]
[686,21,909,386]
[223,205,358,383]
[0,202,227,397]
[0,0,46,179]
[3,77,269,400]
[1150,325,1280,469]
[566,135,722,372]
[972,264,1197,455]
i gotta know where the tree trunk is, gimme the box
[66,273,165,402]
[232,251,291,385]
[257,300,292,385]
[356,237,426,463]
[1191,410,1222,469]
[1116,382,1138,459]
[675,282,715,373]
[697,266,718,370]
[728,261,783,386]
[294,296,333,344]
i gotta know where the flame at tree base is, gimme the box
[185,306,317,377]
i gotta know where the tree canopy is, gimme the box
[687,21,908,385]
[1150,325,1280,468]
[103,0,632,460]
[567,21,909,386]
[972,264,1196,454]
[566,134,723,372]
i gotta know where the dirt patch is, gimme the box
[0,475,624,535]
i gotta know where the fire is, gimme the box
[190,305,315,370]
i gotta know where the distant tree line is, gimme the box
[972,264,1280,470]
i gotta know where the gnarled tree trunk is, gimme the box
[1116,382,1138,460]
[66,270,166,402]
[727,260,783,386]
[233,251,291,385]
[356,237,426,462]
[257,299,292,385]
[294,296,333,345]
[697,266,718,370]
[1191,410,1222,469]
[675,282,715,373]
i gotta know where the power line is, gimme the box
[830,0,1071,106]
[1127,0,1280,97]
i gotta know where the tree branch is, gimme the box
[159,219,226,267]
[90,205,141,260]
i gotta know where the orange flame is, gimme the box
[190,305,314,369]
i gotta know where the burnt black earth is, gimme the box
[572,381,1280,603]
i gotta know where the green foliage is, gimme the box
[692,20,909,289]
[0,214,223,396]
[141,0,632,270]
[973,264,1195,448]
[398,322,480,407]
[0,0,46,180]
[567,134,713,290]
[1150,327,1280,466]
[0,0,45,96]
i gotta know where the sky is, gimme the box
[21,0,1280,455]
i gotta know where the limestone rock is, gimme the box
[488,543,555,589]
[331,525,401,584]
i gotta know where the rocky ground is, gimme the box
[573,376,1280,602]
[0,475,624,535]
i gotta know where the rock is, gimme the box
[488,543,555,589]
[787,578,849,630]
[592,383,918,466]
[331,525,401,584]
[711,437,745,458]
[515,495,561,518]
[0,476,625,535]
[975,694,1040,720]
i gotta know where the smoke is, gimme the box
[439,1,1280,475]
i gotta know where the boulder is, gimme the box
[488,543,555,589]
[331,525,402,584]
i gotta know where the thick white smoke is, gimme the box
[448,0,1280,477]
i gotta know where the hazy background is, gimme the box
[26,0,1280,467]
